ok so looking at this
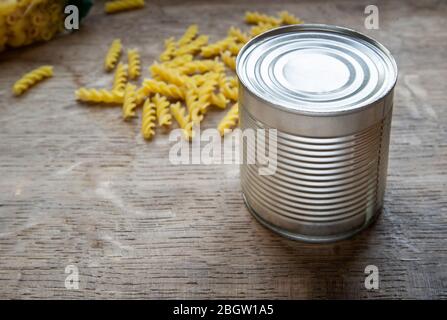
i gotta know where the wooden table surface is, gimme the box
[0,0,446,299]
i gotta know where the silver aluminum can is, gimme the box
[236,24,398,242]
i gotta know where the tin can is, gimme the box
[236,24,398,242]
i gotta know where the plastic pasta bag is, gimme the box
[0,0,92,52]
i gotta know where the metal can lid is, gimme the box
[237,24,398,115]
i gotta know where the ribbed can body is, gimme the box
[240,102,393,242]
[237,25,397,242]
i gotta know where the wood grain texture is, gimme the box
[0,0,446,299]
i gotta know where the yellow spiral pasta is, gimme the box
[250,22,277,37]
[227,42,243,56]
[152,93,172,127]
[149,63,186,87]
[228,77,238,88]
[210,93,228,109]
[127,48,141,80]
[278,11,302,25]
[104,0,145,14]
[174,35,208,56]
[104,39,122,71]
[141,98,156,140]
[171,102,193,140]
[160,37,176,62]
[220,51,236,71]
[200,37,235,58]
[219,76,238,102]
[218,102,239,136]
[13,65,53,96]
[75,88,124,104]
[122,83,138,120]
[178,60,221,75]
[112,62,128,92]
[138,79,185,102]
[177,24,198,47]
[188,72,220,87]
[162,54,193,68]
[185,90,205,124]
[245,11,280,26]
[228,26,250,44]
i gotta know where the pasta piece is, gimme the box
[228,27,249,44]
[137,79,185,102]
[160,37,176,62]
[250,22,276,37]
[141,98,156,140]
[174,35,208,56]
[178,60,222,75]
[177,24,198,47]
[188,72,220,87]
[228,76,238,87]
[218,102,239,136]
[200,37,235,58]
[153,93,172,127]
[75,88,124,104]
[122,83,138,120]
[227,42,243,56]
[112,62,128,92]
[171,102,193,140]
[219,76,238,101]
[210,93,228,109]
[220,51,236,71]
[104,0,145,14]
[278,11,303,25]
[245,11,280,26]
[185,89,204,124]
[162,54,193,68]
[149,63,186,87]
[127,48,141,80]
[13,65,53,96]
[104,39,122,71]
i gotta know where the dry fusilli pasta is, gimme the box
[127,48,141,80]
[245,11,280,26]
[13,65,53,95]
[104,39,122,71]
[162,54,193,68]
[160,37,176,62]
[105,0,145,14]
[178,60,222,75]
[150,63,186,87]
[219,76,238,102]
[200,37,235,58]
[221,51,236,71]
[112,62,128,92]
[177,24,198,47]
[278,11,302,25]
[122,83,138,119]
[228,26,250,44]
[138,79,185,102]
[250,22,276,37]
[218,102,239,136]
[153,93,172,127]
[171,102,193,140]
[210,93,228,109]
[141,98,156,140]
[174,35,208,56]
[75,88,124,104]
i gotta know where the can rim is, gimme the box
[236,24,398,117]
